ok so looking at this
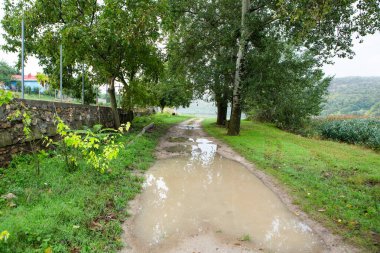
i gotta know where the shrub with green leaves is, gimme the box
[319,119,380,149]
[0,90,13,106]
[53,117,131,173]
[0,114,188,252]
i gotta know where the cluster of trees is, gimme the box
[2,0,192,127]
[2,0,379,133]
[0,61,18,86]
[168,0,379,133]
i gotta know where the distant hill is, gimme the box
[321,76,380,116]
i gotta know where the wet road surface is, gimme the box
[121,119,327,253]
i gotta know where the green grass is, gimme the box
[0,113,189,253]
[203,119,380,252]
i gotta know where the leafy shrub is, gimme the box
[319,119,380,149]
[0,90,13,106]
[32,87,40,94]
[53,117,131,173]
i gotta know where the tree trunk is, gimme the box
[216,99,228,126]
[228,0,250,136]
[108,77,120,129]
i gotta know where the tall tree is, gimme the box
[2,0,164,128]
[167,0,238,125]
[154,65,193,112]
[227,0,380,135]
[2,0,101,105]
[228,0,250,135]
[243,39,331,130]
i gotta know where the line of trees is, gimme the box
[2,0,379,133]
[168,0,379,134]
[0,61,18,87]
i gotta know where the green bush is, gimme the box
[25,86,32,95]
[32,87,40,94]
[319,119,380,149]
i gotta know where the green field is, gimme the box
[203,119,380,252]
[0,114,189,253]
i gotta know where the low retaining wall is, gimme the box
[0,99,129,167]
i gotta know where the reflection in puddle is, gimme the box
[191,138,217,165]
[133,137,324,253]
[176,125,201,130]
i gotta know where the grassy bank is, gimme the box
[203,119,380,252]
[0,114,188,253]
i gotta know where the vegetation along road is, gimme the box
[0,114,189,253]
[203,119,380,252]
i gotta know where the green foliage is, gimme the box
[7,107,43,175]
[276,0,380,61]
[0,90,14,106]
[167,0,237,110]
[54,117,130,173]
[169,0,380,134]
[154,66,193,111]
[244,40,331,131]
[0,114,188,253]
[321,77,380,116]
[0,61,17,85]
[319,119,380,150]
[120,79,157,111]
[36,73,49,87]
[203,119,380,252]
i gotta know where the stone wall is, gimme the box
[0,99,129,167]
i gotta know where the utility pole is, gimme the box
[21,17,25,99]
[82,64,85,104]
[60,44,63,101]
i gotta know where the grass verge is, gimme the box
[0,113,189,253]
[203,119,380,252]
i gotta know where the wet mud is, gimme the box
[121,119,358,253]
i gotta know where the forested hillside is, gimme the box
[321,77,380,116]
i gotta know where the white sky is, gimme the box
[0,0,379,78]
[322,32,380,77]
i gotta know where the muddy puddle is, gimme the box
[123,122,325,253]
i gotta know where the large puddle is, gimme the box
[126,130,324,252]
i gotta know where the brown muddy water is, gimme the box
[123,124,325,253]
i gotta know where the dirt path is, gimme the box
[120,118,358,253]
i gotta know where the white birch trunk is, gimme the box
[228,0,250,135]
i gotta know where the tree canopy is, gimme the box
[1,0,379,132]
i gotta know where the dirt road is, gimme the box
[120,119,357,253]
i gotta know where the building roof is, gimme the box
[11,73,37,81]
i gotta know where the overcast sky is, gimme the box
[0,1,379,78]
